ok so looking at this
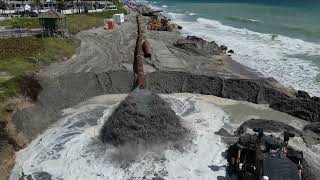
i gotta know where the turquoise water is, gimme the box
[141,0,320,96]
[150,0,320,42]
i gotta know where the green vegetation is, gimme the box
[67,7,128,34]
[0,37,78,100]
[0,77,20,100]
[0,18,40,28]
[0,5,127,100]
[0,5,127,34]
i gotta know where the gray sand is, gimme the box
[100,89,187,146]
[8,5,320,180]
[39,7,260,80]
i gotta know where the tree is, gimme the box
[76,0,80,13]
[32,0,42,12]
[57,0,66,11]
[112,0,120,5]
[0,0,7,10]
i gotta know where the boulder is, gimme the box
[220,45,228,51]
[311,96,320,103]
[227,49,234,54]
[297,90,311,99]
[304,122,320,134]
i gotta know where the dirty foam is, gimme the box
[10,94,229,180]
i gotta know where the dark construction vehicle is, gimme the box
[227,129,304,180]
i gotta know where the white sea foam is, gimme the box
[166,12,187,20]
[146,3,161,11]
[172,17,320,96]
[10,94,229,180]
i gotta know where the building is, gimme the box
[1,0,116,15]
[2,0,115,10]
[2,0,58,10]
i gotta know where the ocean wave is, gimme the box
[146,3,162,10]
[166,12,187,20]
[171,17,320,96]
[226,16,263,24]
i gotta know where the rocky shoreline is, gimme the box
[2,4,320,180]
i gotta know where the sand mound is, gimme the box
[174,36,222,56]
[100,89,187,146]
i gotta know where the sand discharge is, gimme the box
[100,89,188,146]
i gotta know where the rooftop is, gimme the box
[38,9,65,19]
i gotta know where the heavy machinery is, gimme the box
[227,129,303,180]
[147,16,162,31]
[147,16,173,31]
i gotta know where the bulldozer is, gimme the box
[227,129,303,180]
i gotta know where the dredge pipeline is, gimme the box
[135,14,145,88]
[100,14,188,147]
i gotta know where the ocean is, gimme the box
[142,0,320,96]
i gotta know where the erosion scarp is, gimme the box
[270,98,320,122]
[12,69,320,142]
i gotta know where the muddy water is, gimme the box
[10,94,318,180]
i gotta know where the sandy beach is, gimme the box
[3,3,320,180]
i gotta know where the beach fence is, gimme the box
[0,28,42,38]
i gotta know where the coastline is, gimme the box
[151,1,320,97]
[4,3,320,180]
[140,4,264,80]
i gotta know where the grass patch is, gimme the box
[0,5,127,34]
[0,38,43,59]
[0,18,40,28]
[67,6,127,34]
[0,5,127,100]
[67,14,105,34]
[0,77,20,100]
[0,37,77,75]
[0,37,78,100]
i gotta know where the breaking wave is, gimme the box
[226,16,263,24]
[172,17,320,96]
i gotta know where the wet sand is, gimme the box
[40,6,261,80]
